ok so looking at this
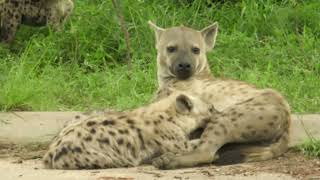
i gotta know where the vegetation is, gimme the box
[297,139,320,158]
[0,0,319,112]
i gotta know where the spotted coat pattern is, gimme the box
[0,0,73,42]
[43,92,215,169]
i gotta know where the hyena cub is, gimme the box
[43,92,215,169]
[148,21,291,169]
[0,0,74,42]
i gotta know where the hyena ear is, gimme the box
[148,21,165,48]
[201,22,219,51]
[176,94,193,114]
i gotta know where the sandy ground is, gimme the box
[0,150,319,180]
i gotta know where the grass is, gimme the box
[297,139,320,158]
[0,0,319,112]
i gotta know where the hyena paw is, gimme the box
[152,152,179,170]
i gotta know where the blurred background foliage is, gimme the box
[0,0,319,112]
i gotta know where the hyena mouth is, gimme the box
[175,68,193,80]
[173,62,194,80]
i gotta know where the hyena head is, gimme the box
[172,93,215,127]
[149,21,218,86]
[174,93,212,116]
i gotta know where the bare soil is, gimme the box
[0,147,319,180]
[210,150,320,179]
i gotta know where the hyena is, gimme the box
[43,91,215,169]
[148,21,291,169]
[0,0,74,42]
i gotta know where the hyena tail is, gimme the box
[214,132,289,165]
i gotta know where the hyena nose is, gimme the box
[177,63,191,71]
[174,61,193,80]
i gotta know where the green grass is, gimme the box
[297,139,320,158]
[0,0,319,112]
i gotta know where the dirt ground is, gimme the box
[0,149,319,180]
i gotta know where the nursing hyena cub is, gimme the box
[148,21,291,169]
[0,0,74,42]
[43,92,215,169]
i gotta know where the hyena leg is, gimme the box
[189,139,201,149]
[215,90,291,164]
[46,8,62,31]
[47,0,74,31]
[152,115,229,169]
[214,131,289,165]
[153,90,290,169]
[1,2,22,42]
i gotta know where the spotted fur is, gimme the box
[148,21,291,169]
[43,92,214,169]
[0,0,73,42]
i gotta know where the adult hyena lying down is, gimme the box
[148,21,291,169]
[43,92,215,169]
[0,0,73,42]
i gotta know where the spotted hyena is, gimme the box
[148,21,291,169]
[0,0,74,42]
[43,91,215,169]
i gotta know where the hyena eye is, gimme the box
[167,46,177,53]
[191,47,200,54]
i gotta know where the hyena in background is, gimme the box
[148,21,291,169]
[0,0,74,42]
